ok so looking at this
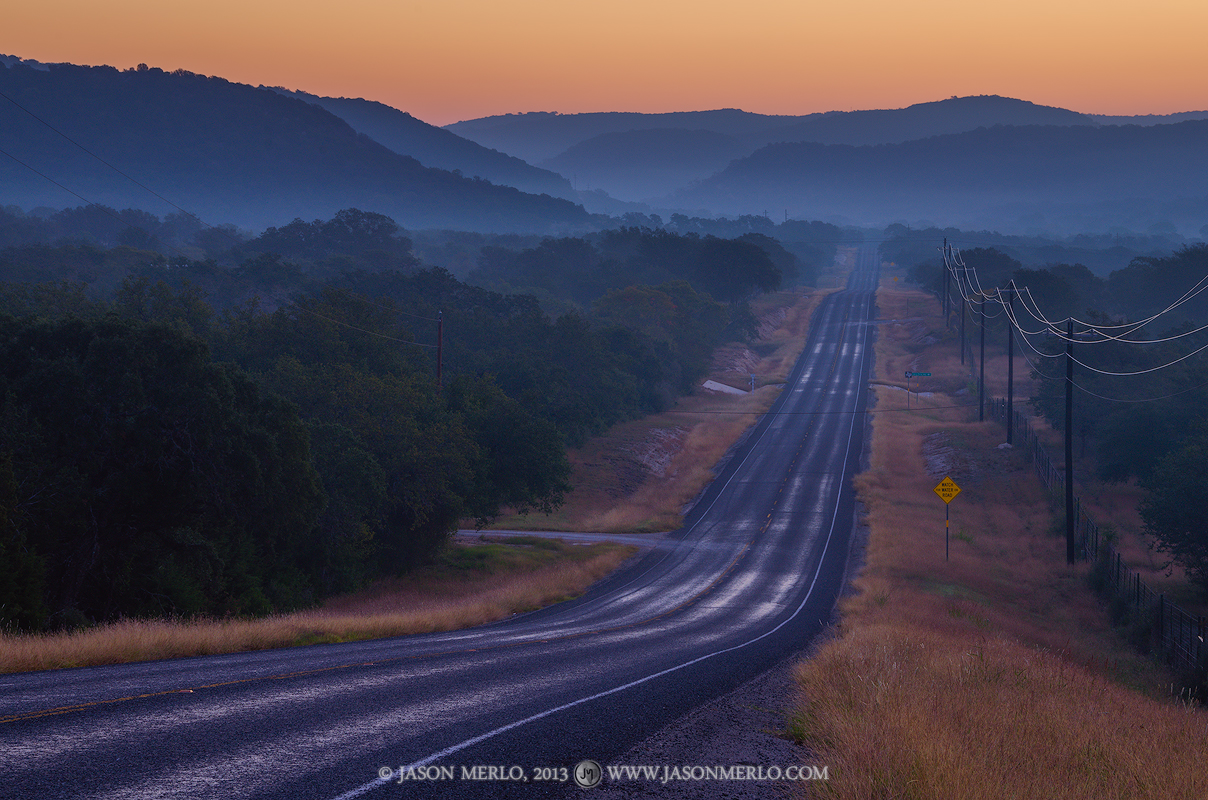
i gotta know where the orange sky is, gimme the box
[7,0,1208,126]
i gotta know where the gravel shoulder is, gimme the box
[583,497,869,799]
[579,387,874,799]
[584,649,821,799]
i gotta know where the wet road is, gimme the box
[0,248,880,800]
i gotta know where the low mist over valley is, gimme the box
[448,96,1208,236]
[6,0,1208,788]
[4,54,1207,237]
[3,51,1208,632]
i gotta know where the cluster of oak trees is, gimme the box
[0,211,791,630]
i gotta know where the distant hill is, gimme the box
[541,128,747,200]
[1090,110,1208,126]
[0,57,588,233]
[445,109,788,165]
[269,88,578,201]
[746,96,1096,148]
[449,96,1110,202]
[670,121,1208,232]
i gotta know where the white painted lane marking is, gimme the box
[327,281,874,800]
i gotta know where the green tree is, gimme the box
[0,314,325,628]
[693,236,781,306]
[445,375,571,526]
[591,281,728,392]
[0,448,47,629]
[738,233,800,286]
[1139,424,1208,595]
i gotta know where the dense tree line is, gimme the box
[0,279,577,630]
[1,204,841,292]
[0,314,325,628]
[0,203,218,253]
[880,224,1186,282]
[468,227,790,327]
[318,266,729,445]
[0,210,781,630]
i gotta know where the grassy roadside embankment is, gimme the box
[1,254,850,673]
[0,537,633,674]
[792,273,1208,799]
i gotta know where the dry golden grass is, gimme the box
[796,627,1208,800]
[793,274,1208,799]
[495,280,842,533]
[1,265,854,673]
[1,267,850,673]
[0,538,634,674]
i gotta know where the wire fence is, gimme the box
[985,397,1206,674]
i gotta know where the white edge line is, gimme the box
[332,284,872,800]
[578,291,841,603]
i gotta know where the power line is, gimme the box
[290,303,438,349]
[951,240,1208,399]
[1069,375,1208,404]
[320,286,440,323]
[1002,290,1208,377]
[954,243,1208,344]
[962,242,1208,343]
[0,86,244,248]
[1065,339,1208,377]
[0,143,197,263]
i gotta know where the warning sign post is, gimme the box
[934,477,961,560]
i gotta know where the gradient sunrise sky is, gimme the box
[7,0,1207,127]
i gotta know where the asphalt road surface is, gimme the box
[0,248,880,800]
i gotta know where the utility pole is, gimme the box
[942,238,950,327]
[1005,287,1016,444]
[979,296,986,422]
[960,278,967,366]
[436,310,443,390]
[1065,318,1076,564]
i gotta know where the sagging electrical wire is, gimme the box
[290,303,438,349]
[1019,281,1208,345]
[1069,375,1208,404]
[955,242,1208,347]
[953,242,1208,381]
[1,87,247,248]
[0,143,198,264]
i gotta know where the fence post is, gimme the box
[1199,617,1204,665]
[1158,594,1165,652]
[1183,612,1189,667]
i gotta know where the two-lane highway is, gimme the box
[0,247,880,800]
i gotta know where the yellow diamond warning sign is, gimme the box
[934,476,961,504]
